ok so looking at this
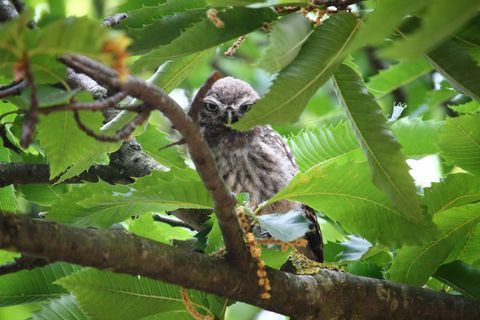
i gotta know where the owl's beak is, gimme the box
[226,109,233,125]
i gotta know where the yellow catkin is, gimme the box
[206,8,224,28]
[224,35,246,56]
[181,287,214,320]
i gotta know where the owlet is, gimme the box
[199,77,323,262]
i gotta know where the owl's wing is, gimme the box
[303,205,324,263]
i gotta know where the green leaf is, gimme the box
[31,294,89,320]
[8,86,78,109]
[266,160,436,247]
[128,213,193,244]
[388,202,480,286]
[288,121,359,172]
[435,260,480,300]
[0,145,16,212]
[446,225,480,265]
[18,184,67,207]
[258,13,312,73]
[0,263,79,306]
[390,117,443,158]
[336,236,389,263]
[132,7,277,72]
[205,216,224,254]
[367,57,432,99]
[121,0,206,29]
[424,173,480,215]
[428,40,480,101]
[349,0,428,49]
[37,110,107,179]
[332,64,425,224]
[47,169,212,228]
[233,13,360,130]
[56,269,213,320]
[448,100,480,114]
[438,114,480,174]
[383,0,480,59]
[136,124,186,169]
[258,209,312,242]
[260,247,291,269]
[153,50,212,92]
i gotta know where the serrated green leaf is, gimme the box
[128,213,193,244]
[332,64,425,224]
[207,0,310,6]
[424,173,480,215]
[438,114,480,174]
[233,13,360,130]
[37,110,107,179]
[136,124,186,169]
[383,0,480,59]
[288,121,359,171]
[205,216,224,254]
[266,160,436,247]
[7,86,78,109]
[0,263,80,306]
[350,0,428,49]
[435,260,480,301]
[388,202,480,286]
[258,209,311,242]
[132,7,277,72]
[260,247,291,269]
[121,0,206,29]
[390,117,443,158]
[258,13,312,73]
[56,269,212,320]
[446,225,480,265]
[18,184,67,207]
[337,236,389,263]
[448,100,480,114]
[47,169,212,228]
[428,40,480,101]
[367,57,432,99]
[31,294,89,320]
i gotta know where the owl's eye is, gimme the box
[239,104,252,113]
[204,103,219,112]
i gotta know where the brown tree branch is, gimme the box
[59,54,252,268]
[0,255,48,276]
[0,79,27,98]
[0,211,478,319]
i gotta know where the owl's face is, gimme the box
[200,77,260,127]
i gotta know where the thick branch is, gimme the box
[59,54,251,267]
[0,212,478,320]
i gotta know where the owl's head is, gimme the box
[200,77,260,127]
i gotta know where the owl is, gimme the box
[199,77,323,262]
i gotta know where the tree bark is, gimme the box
[0,211,478,320]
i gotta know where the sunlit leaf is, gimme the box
[32,294,88,320]
[258,209,311,242]
[234,13,360,129]
[332,64,425,224]
[448,100,480,114]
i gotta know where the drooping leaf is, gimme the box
[446,225,480,265]
[265,159,437,247]
[56,269,212,320]
[388,202,480,286]
[287,121,359,171]
[434,260,480,301]
[47,169,212,228]
[332,64,425,224]
[366,57,432,99]
[258,13,312,73]
[438,114,480,174]
[233,13,360,130]
[258,209,312,242]
[336,236,389,263]
[132,7,277,72]
[136,124,186,169]
[390,117,443,158]
[205,216,224,255]
[383,0,480,59]
[349,0,428,49]
[31,294,89,320]
[37,110,107,179]
[0,263,80,306]
[428,40,480,101]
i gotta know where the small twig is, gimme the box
[153,214,196,231]
[103,13,128,27]
[73,106,149,142]
[0,255,49,276]
[0,79,28,98]
[38,91,127,114]
[20,55,38,148]
[224,36,247,57]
